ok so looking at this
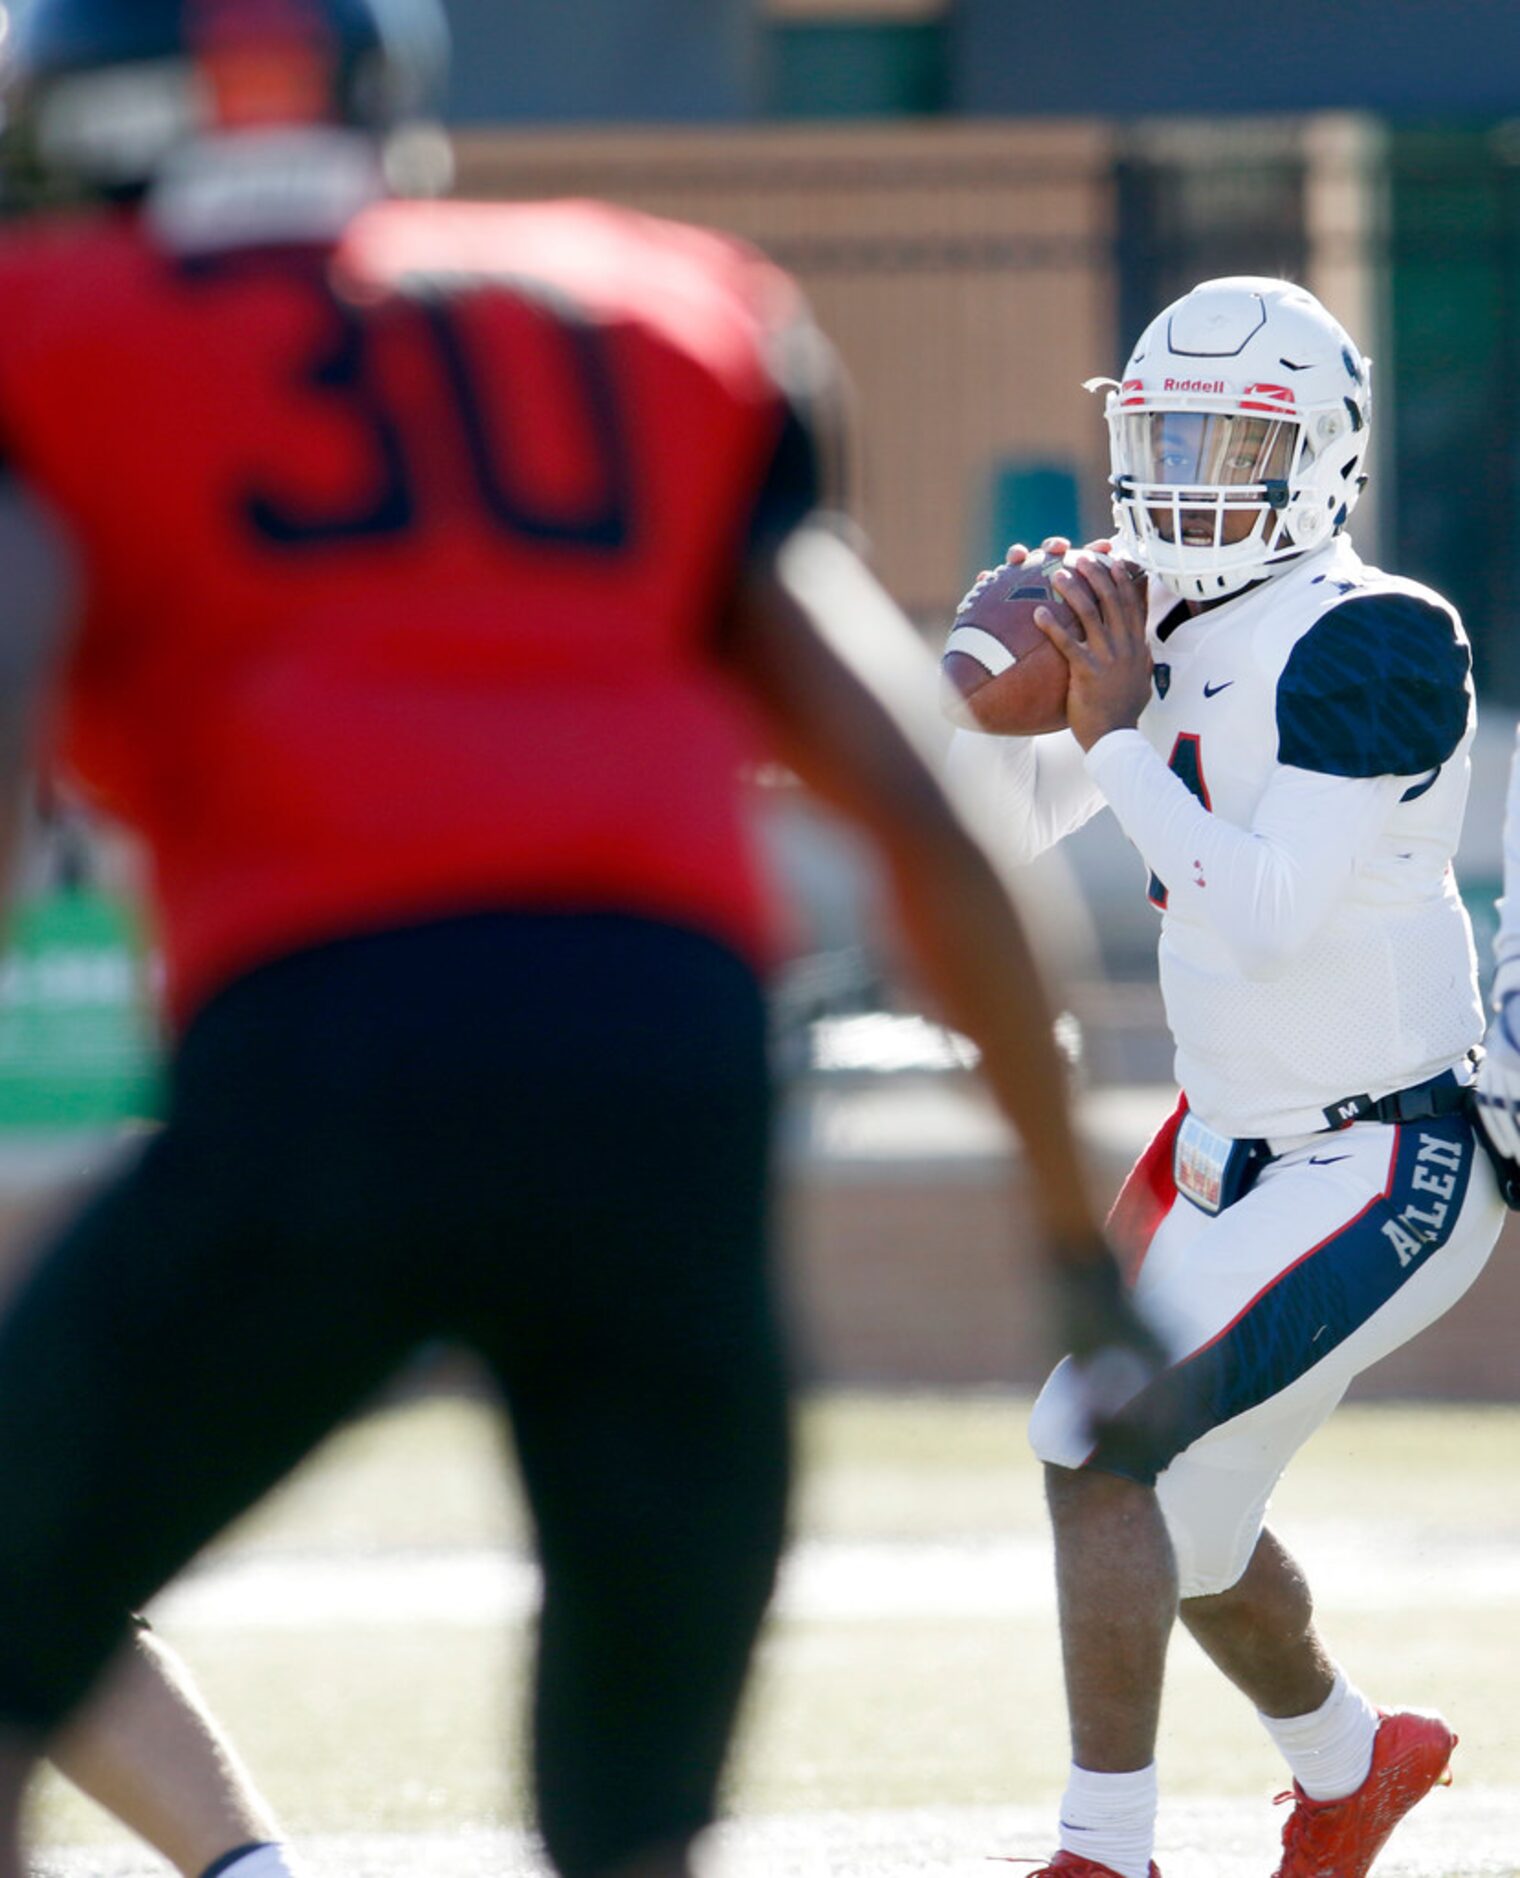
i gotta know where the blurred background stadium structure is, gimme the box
[6,0,1520,1396]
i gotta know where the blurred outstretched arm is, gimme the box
[0,487,75,918]
[722,523,1159,1371]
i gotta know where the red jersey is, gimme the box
[0,195,810,1023]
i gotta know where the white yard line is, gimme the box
[150,1528,1520,1633]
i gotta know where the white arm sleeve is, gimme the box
[1085,728,1403,977]
[946,726,1106,867]
[1493,721,1520,1001]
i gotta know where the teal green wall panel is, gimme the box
[769,21,947,118]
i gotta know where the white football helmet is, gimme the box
[1089,277,1373,602]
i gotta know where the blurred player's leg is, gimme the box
[0,912,788,1878]
[600,1847,728,1878]
[464,921,788,1878]
[0,1130,423,1732]
[0,954,441,1875]
[0,1182,300,1877]
[52,1626,299,1878]
[0,1741,22,1878]
[509,1290,788,1878]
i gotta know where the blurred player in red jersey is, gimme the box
[0,3,1167,1875]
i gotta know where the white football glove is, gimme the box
[1474,987,1520,1204]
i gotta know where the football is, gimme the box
[940,550,1083,736]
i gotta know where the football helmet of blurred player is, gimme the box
[0,0,452,209]
[1088,276,1373,602]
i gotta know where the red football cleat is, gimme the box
[992,1855,1160,1877]
[1271,1708,1457,1878]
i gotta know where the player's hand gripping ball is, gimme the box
[940,550,1087,735]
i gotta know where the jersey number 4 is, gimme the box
[195,253,636,554]
[1148,732,1211,909]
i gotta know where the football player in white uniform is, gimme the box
[950,278,1506,1878]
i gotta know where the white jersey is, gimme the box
[1493,719,1520,1003]
[951,536,1483,1137]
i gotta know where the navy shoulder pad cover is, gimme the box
[1276,591,1471,778]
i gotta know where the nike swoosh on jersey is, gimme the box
[1307,1154,1352,1165]
[1202,679,1234,698]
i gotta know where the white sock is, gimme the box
[1259,1669,1379,1801]
[1057,1762,1158,1878]
[205,1847,300,1878]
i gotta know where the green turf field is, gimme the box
[29,1390,1520,1875]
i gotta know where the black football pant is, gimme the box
[0,911,790,1878]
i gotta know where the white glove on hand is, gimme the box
[1474,988,1520,1202]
